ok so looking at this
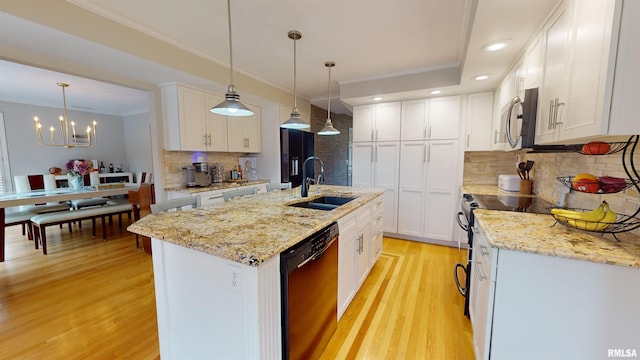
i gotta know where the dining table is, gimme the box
[0,184,139,262]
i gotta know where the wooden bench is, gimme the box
[30,203,133,255]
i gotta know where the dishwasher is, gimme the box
[280,222,339,360]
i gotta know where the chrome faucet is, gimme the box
[301,156,325,197]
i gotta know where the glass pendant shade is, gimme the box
[281,30,310,129]
[210,0,253,117]
[318,61,340,135]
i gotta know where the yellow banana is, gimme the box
[563,203,617,231]
[551,202,607,221]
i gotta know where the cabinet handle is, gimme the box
[208,195,223,200]
[428,125,432,139]
[208,134,212,145]
[427,143,431,163]
[374,146,378,162]
[375,128,379,140]
[358,234,364,253]
[554,99,565,127]
[466,134,470,148]
[547,100,554,130]
[480,245,489,256]
[475,261,485,281]
[423,143,427,163]
[371,129,374,141]
[494,130,500,144]
[423,126,427,139]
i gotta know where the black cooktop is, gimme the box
[472,194,555,214]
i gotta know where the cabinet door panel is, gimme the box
[352,143,374,188]
[178,87,207,151]
[205,93,228,152]
[374,102,401,141]
[424,140,458,241]
[374,142,399,233]
[465,92,494,151]
[401,99,428,141]
[428,96,460,140]
[353,105,375,142]
[398,141,427,236]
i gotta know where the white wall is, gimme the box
[0,100,149,184]
[123,112,153,180]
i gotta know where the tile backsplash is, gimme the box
[464,149,640,235]
[163,151,253,188]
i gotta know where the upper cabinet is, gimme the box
[401,99,428,141]
[353,102,401,142]
[536,0,639,144]
[428,95,461,140]
[162,84,261,153]
[227,103,261,153]
[465,92,495,151]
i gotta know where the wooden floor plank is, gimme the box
[1,222,474,359]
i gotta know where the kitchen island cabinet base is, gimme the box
[152,238,281,359]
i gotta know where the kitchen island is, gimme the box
[127,185,384,359]
[470,209,640,360]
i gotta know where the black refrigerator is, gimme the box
[280,129,314,188]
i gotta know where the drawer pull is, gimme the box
[475,261,485,281]
[480,245,489,256]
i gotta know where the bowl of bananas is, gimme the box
[551,201,618,232]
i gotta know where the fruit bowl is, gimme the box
[552,210,640,234]
[570,141,629,155]
[557,176,638,194]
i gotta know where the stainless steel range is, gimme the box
[454,193,554,317]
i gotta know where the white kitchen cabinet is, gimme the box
[337,196,381,320]
[204,93,228,152]
[523,33,543,91]
[464,92,494,151]
[397,141,427,236]
[428,95,461,140]
[537,0,638,144]
[353,102,401,142]
[422,140,459,242]
[227,103,261,153]
[470,221,640,360]
[401,99,428,141]
[162,84,206,151]
[352,141,399,233]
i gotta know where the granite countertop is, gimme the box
[127,185,384,267]
[473,209,640,268]
[165,180,269,193]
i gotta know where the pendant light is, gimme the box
[318,61,340,135]
[210,0,253,116]
[281,30,310,129]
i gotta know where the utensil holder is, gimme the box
[520,179,533,195]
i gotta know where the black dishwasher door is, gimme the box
[280,222,339,360]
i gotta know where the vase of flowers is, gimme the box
[66,160,90,190]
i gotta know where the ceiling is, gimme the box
[0,0,559,117]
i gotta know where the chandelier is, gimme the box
[33,82,97,148]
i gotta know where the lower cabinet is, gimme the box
[470,222,640,360]
[337,194,383,320]
[167,183,267,206]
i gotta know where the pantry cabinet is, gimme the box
[428,95,461,140]
[352,141,399,233]
[353,102,401,142]
[536,0,638,144]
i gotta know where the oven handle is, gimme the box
[456,211,468,231]
[454,263,467,296]
[297,236,337,269]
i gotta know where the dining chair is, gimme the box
[137,171,153,184]
[128,183,154,252]
[222,187,257,202]
[266,182,292,192]
[151,195,201,214]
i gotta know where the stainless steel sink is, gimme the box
[288,196,355,211]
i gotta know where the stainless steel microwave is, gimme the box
[503,87,538,150]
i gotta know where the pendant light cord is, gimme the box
[226,0,234,85]
[293,35,297,109]
[327,65,331,115]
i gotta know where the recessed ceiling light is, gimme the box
[474,75,489,81]
[484,40,511,52]
[431,90,441,95]
[372,96,383,101]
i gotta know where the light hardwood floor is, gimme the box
[0,219,474,359]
